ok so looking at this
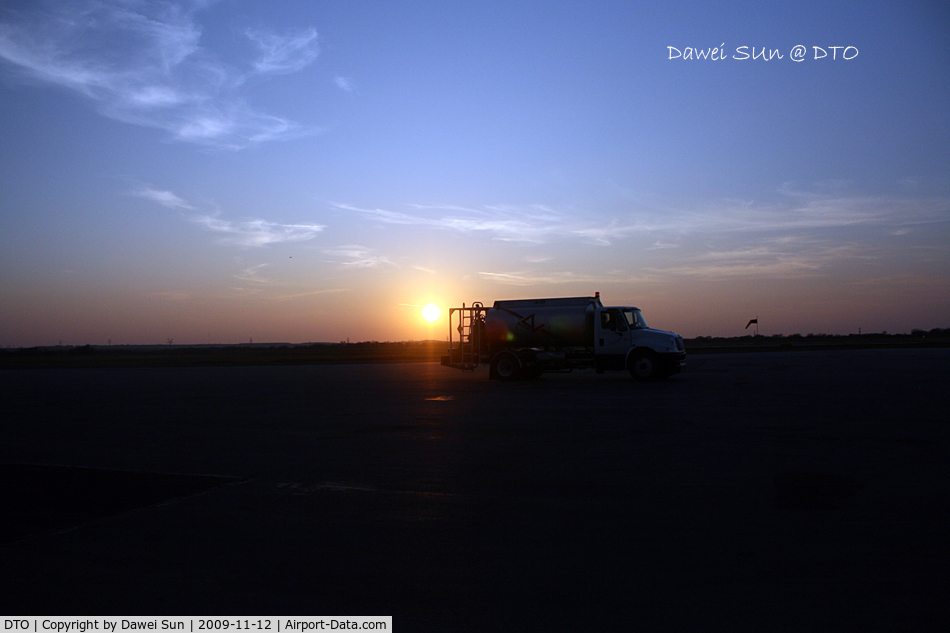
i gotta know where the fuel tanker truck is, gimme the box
[441,293,685,381]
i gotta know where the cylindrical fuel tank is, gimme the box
[484,297,597,350]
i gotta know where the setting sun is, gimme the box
[422,303,441,323]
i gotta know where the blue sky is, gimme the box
[1,0,948,345]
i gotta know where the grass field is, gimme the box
[3,330,948,369]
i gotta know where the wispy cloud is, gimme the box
[335,202,578,244]
[134,184,325,246]
[322,245,396,269]
[234,263,271,284]
[339,193,940,248]
[334,76,355,92]
[246,27,318,74]
[651,237,875,280]
[572,221,652,245]
[328,185,949,286]
[277,288,349,301]
[0,1,321,149]
[193,215,326,247]
[477,270,642,286]
[332,187,950,262]
[131,185,195,211]
[700,184,950,234]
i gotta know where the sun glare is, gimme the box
[422,303,441,323]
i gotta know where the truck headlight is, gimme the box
[659,336,683,353]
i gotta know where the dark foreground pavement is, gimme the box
[2,349,948,631]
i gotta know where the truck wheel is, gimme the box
[629,350,658,381]
[491,352,522,381]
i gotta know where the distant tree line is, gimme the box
[689,327,950,341]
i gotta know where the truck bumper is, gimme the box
[658,352,686,376]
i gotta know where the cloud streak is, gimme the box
[0,1,321,149]
[322,245,396,269]
[246,27,318,74]
[332,185,948,289]
[477,270,626,286]
[335,202,579,244]
[192,216,326,247]
[133,184,325,246]
[131,185,196,211]
[235,263,271,284]
[336,186,948,249]
[334,76,355,92]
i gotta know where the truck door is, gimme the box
[595,308,630,366]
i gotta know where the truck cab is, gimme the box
[595,306,686,379]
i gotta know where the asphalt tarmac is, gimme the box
[1,349,947,631]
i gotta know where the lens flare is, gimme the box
[422,303,441,323]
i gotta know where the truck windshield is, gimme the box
[623,309,648,329]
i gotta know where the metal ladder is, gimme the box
[445,302,485,370]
